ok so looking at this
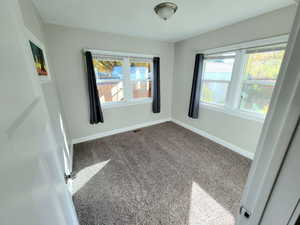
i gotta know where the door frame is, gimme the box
[237,1,300,225]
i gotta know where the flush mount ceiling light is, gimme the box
[154,2,178,21]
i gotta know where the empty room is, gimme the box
[2,0,300,225]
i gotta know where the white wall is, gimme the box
[44,24,174,141]
[172,5,297,155]
[18,0,45,42]
[18,0,73,172]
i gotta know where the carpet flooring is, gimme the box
[72,122,251,225]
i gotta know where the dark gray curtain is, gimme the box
[153,57,161,113]
[188,53,204,118]
[85,51,104,124]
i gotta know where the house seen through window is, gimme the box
[130,61,152,99]
[93,55,153,105]
[93,59,124,103]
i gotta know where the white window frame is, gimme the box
[201,54,236,107]
[94,57,126,105]
[85,49,156,109]
[198,35,288,122]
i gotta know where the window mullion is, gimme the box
[226,50,247,110]
[234,52,248,109]
[123,58,132,101]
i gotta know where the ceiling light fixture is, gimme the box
[154,2,178,21]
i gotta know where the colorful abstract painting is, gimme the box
[29,41,48,76]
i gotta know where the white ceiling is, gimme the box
[32,0,295,42]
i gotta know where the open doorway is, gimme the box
[69,13,296,225]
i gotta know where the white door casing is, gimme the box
[237,2,300,225]
[260,119,300,224]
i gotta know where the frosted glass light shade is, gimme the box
[154,2,178,21]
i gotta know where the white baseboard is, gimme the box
[71,117,254,160]
[72,118,172,144]
[171,119,254,160]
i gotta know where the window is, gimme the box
[130,61,152,99]
[93,58,124,104]
[92,53,153,106]
[200,39,286,120]
[201,55,235,105]
[240,49,285,114]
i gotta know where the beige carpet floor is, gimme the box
[72,122,251,225]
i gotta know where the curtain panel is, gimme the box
[85,51,104,124]
[188,53,204,119]
[153,57,161,113]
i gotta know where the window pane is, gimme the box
[132,80,152,99]
[203,58,235,81]
[130,62,152,99]
[93,59,124,103]
[244,50,285,81]
[97,81,124,103]
[201,81,229,105]
[93,59,123,80]
[240,50,285,114]
[240,84,274,114]
[130,62,151,80]
[201,58,234,105]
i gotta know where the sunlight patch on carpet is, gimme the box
[189,181,235,225]
[72,159,110,194]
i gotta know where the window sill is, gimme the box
[200,102,265,123]
[101,98,152,109]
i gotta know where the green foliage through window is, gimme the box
[245,50,285,81]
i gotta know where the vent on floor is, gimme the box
[133,129,142,133]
